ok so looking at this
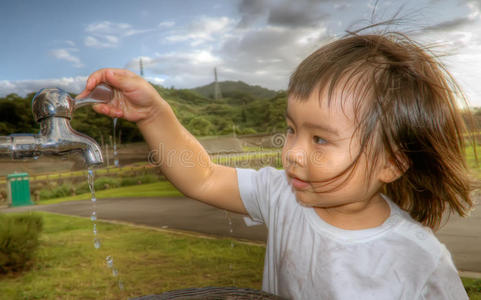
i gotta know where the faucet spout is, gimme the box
[0,118,103,166]
[38,117,103,166]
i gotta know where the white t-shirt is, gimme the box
[237,167,468,300]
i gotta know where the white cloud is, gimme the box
[49,48,84,68]
[158,21,175,28]
[134,9,329,90]
[86,21,131,34]
[65,40,76,47]
[84,36,110,48]
[125,50,223,88]
[415,4,481,107]
[146,76,166,85]
[165,16,234,46]
[84,21,152,48]
[440,30,481,107]
[0,76,88,97]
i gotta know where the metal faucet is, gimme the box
[0,84,113,166]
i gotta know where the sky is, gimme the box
[1,0,481,106]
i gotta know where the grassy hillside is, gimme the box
[151,83,287,137]
[191,80,279,100]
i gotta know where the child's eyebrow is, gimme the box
[285,112,339,136]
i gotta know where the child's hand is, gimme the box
[77,68,163,124]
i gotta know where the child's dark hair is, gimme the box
[288,30,476,229]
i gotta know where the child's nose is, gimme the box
[285,146,307,168]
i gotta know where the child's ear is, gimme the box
[378,152,409,184]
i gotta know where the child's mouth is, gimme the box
[291,176,310,190]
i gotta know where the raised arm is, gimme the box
[77,68,247,214]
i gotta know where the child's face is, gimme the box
[282,86,388,209]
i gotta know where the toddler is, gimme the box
[78,31,474,299]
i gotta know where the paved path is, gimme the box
[0,197,268,242]
[1,197,480,274]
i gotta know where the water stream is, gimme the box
[113,118,119,168]
[88,169,101,249]
[88,168,124,290]
[224,211,235,274]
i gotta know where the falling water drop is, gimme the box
[105,255,123,289]
[94,238,101,249]
[91,211,97,221]
[106,256,113,268]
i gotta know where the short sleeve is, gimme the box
[421,245,468,300]
[236,167,281,224]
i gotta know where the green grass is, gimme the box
[0,163,153,185]
[465,144,481,177]
[0,213,478,299]
[38,181,183,205]
[462,277,481,299]
[0,212,265,300]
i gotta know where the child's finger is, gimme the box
[92,103,110,115]
[75,89,89,99]
[76,68,120,100]
[104,68,139,93]
[92,103,124,118]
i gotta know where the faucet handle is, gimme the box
[32,83,116,122]
[74,83,114,110]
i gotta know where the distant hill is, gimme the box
[191,81,279,100]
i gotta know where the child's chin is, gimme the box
[295,193,335,209]
[294,193,321,207]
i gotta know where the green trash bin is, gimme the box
[7,173,34,207]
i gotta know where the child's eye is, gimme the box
[286,126,295,135]
[313,136,326,145]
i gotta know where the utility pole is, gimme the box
[140,57,144,77]
[213,67,222,101]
